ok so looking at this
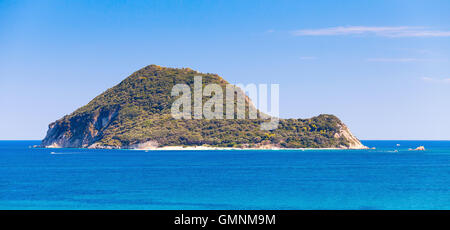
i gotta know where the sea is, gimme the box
[0,140,449,210]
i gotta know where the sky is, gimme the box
[1,0,450,140]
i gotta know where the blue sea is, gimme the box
[0,140,449,210]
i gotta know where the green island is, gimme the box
[41,65,365,149]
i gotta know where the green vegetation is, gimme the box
[42,65,357,149]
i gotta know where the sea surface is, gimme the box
[0,140,449,210]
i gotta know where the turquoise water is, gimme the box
[0,140,449,210]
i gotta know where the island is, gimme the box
[41,65,365,150]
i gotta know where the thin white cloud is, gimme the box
[422,77,450,84]
[292,26,450,37]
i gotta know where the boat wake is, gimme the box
[50,152,81,155]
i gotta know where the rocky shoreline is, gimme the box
[43,141,368,150]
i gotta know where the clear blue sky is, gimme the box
[1,0,450,140]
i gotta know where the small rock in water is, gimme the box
[414,146,426,151]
